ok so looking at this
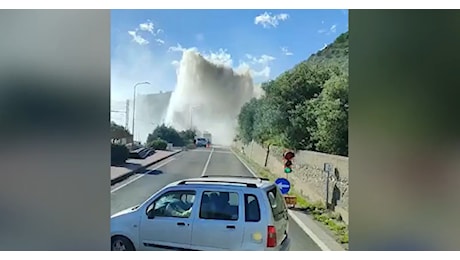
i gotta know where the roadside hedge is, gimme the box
[111,143,129,165]
[148,139,168,150]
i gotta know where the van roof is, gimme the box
[170,176,274,189]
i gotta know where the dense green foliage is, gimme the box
[147,124,184,146]
[111,143,129,165]
[148,139,168,150]
[237,32,348,156]
[111,121,131,138]
[179,129,197,145]
[146,124,197,147]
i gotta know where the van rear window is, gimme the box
[266,186,287,221]
[244,194,261,222]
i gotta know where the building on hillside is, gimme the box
[111,131,133,145]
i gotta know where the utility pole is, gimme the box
[125,99,130,130]
[132,81,151,142]
[189,106,193,130]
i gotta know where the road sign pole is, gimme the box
[324,163,333,209]
[326,170,330,208]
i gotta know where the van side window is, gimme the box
[199,191,239,221]
[146,190,196,219]
[244,194,261,222]
[266,187,287,221]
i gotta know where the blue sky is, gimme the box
[110,9,348,102]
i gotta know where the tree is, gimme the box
[235,31,349,156]
[311,74,349,156]
[111,121,131,138]
[179,129,197,145]
[148,139,168,150]
[146,124,184,146]
[237,98,259,144]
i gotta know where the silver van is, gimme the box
[111,176,290,251]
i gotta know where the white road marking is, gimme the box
[230,148,258,178]
[230,147,332,251]
[191,149,231,154]
[201,148,214,176]
[288,210,332,251]
[111,157,177,193]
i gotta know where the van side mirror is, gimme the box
[146,204,155,219]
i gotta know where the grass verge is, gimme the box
[232,147,349,247]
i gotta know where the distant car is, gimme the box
[110,176,291,251]
[195,138,208,147]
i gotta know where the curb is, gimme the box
[110,150,182,186]
[229,147,342,251]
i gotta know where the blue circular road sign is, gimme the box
[275,178,291,195]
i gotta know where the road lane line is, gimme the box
[230,147,332,251]
[230,148,258,178]
[201,148,214,176]
[192,149,231,154]
[288,211,331,251]
[111,157,177,193]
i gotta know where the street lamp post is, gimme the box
[132,81,151,142]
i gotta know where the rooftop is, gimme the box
[172,175,273,189]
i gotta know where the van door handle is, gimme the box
[226,225,236,229]
[177,222,186,226]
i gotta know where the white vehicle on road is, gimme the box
[110,175,291,251]
[195,137,208,147]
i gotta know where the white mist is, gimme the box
[165,49,258,146]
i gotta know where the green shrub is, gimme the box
[148,139,168,150]
[111,143,129,165]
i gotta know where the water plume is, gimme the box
[165,49,258,146]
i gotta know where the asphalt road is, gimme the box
[111,147,321,251]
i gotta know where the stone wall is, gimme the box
[235,141,349,224]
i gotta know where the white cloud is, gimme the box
[168,43,187,53]
[245,53,276,65]
[281,46,293,56]
[254,12,289,28]
[128,30,149,45]
[168,44,276,81]
[139,20,155,34]
[202,48,233,67]
[330,24,337,33]
[318,24,338,35]
[209,51,274,79]
[126,20,166,46]
[156,39,165,45]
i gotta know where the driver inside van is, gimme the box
[160,194,193,218]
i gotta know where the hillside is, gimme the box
[308,31,349,72]
[237,31,349,156]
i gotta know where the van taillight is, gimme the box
[267,225,277,248]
